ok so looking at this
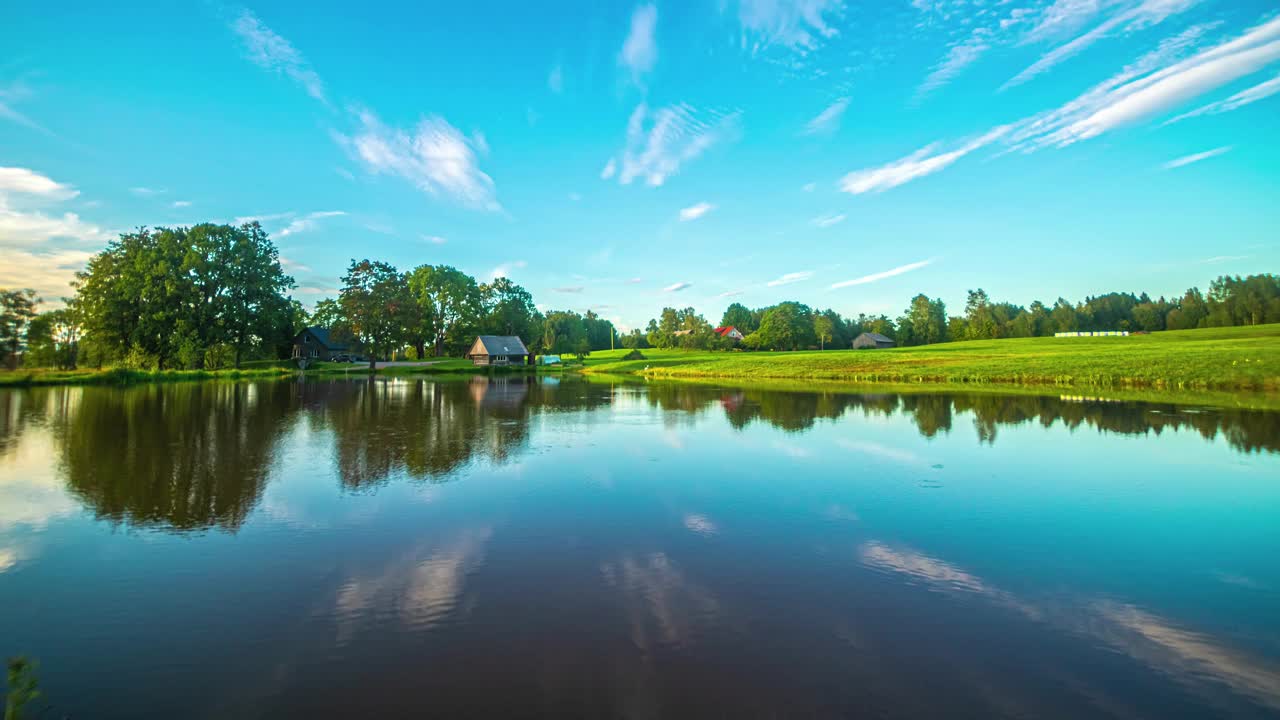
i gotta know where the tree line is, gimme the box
[624,273,1280,352]
[1,221,618,371]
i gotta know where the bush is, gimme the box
[123,344,158,370]
[203,343,234,370]
[622,349,646,360]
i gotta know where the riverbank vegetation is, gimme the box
[625,274,1280,352]
[585,324,1280,392]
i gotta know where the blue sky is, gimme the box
[2,0,1278,329]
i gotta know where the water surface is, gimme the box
[1,377,1277,718]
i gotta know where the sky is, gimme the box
[2,0,1278,330]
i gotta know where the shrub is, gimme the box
[203,343,234,370]
[622,349,646,361]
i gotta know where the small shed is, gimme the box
[467,335,531,366]
[292,326,348,363]
[853,332,895,350]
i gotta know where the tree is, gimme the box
[480,277,537,340]
[754,302,815,350]
[339,260,415,370]
[0,289,39,369]
[964,289,996,340]
[905,294,947,345]
[720,303,755,333]
[407,265,482,356]
[193,223,295,367]
[814,314,833,350]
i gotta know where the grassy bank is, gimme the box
[580,324,1280,392]
[0,366,298,387]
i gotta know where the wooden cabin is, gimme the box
[291,327,349,363]
[852,332,896,350]
[467,335,531,366]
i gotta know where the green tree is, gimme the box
[340,260,414,370]
[905,294,947,345]
[964,289,996,340]
[480,277,537,340]
[0,289,39,369]
[5,656,40,720]
[407,265,482,356]
[720,302,755,333]
[814,314,833,350]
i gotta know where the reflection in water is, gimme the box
[860,541,1280,711]
[0,377,1277,718]
[0,379,1274,535]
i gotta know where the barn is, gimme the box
[852,332,896,350]
[467,335,531,366]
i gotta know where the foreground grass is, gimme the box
[0,366,297,387]
[581,324,1280,392]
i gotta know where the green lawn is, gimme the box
[579,324,1280,392]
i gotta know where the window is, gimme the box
[304,335,310,344]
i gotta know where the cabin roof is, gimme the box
[713,326,740,336]
[859,332,893,343]
[300,326,347,350]
[472,335,530,356]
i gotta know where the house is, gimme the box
[853,332,896,350]
[292,326,349,363]
[467,335,531,366]
[714,326,745,341]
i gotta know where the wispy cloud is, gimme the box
[421,234,448,245]
[232,9,326,102]
[604,103,741,188]
[171,200,192,208]
[811,212,846,227]
[278,210,346,237]
[802,182,817,192]
[663,281,692,292]
[919,35,993,98]
[679,202,715,221]
[840,126,1009,194]
[553,286,585,293]
[1162,145,1231,169]
[619,4,658,82]
[1165,73,1280,123]
[717,289,745,298]
[0,167,78,200]
[129,186,165,197]
[336,109,499,210]
[731,0,844,53]
[626,277,643,284]
[548,63,564,94]
[802,96,850,135]
[0,247,96,304]
[767,271,813,287]
[0,77,50,134]
[1003,0,1202,90]
[830,259,934,289]
[491,260,527,279]
[682,513,718,537]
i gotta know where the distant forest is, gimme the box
[627,274,1280,351]
[0,220,1277,369]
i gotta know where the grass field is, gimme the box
[579,324,1280,392]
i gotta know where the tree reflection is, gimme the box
[51,382,296,531]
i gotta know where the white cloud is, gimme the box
[683,513,718,537]
[619,4,658,81]
[717,289,745,298]
[732,0,844,53]
[234,211,294,225]
[0,208,110,247]
[129,186,165,197]
[337,109,499,210]
[626,277,643,284]
[1004,0,1202,90]
[841,126,1010,194]
[605,103,741,188]
[171,200,192,208]
[553,286,585,293]
[491,260,527,279]
[0,247,96,302]
[767,271,813,287]
[278,210,346,237]
[278,255,311,273]
[830,259,934,289]
[1028,17,1280,147]
[802,96,850,135]
[811,212,846,227]
[0,167,78,201]
[1165,73,1280,123]
[1162,145,1231,169]
[421,234,448,245]
[548,63,564,93]
[679,202,715,221]
[0,78,50,134]
[232,9,326,102]
[663,281,692,292]
[919,35,993,97]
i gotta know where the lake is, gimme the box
[1,377,1277,719]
